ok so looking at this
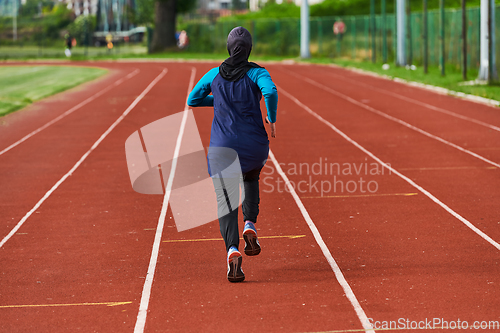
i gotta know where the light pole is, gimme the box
[300,0,310,58]
[396,0,406,66]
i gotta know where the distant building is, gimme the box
[197,0,248,18]
[65,0,98,16]
[249,0,323,12]
[0,0,21,17]
[198,0,247,11]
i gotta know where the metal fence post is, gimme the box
[365,16,369,60]
[371,0,376,63]
[462,0,467,80]
[318,18,323,55]
[440,0,445,76]
[352,16,357,59]
[423,0,428,73]
[382,0,387,63]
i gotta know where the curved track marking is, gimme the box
[0,69,166,250]
[133,67,196,333]
[278,86,500,252]
[268,150,375,333]
[0,68,140,157]
[284,70,500,169]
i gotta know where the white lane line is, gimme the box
[0,69,166,250]
[133,67,196,333]
[278,86,500,252]
[323,70,500,132]
[0,68,140,157]
[268,150,375,333]
[284,70,500,169]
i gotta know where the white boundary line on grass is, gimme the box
[133,67,196,333]
[284,71,500,169]
[268,149,376,333]
[0,69,166,249]
[0,68,140,157]
[278,86,500,252]
[320,70,500,133]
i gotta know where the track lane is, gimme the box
[269,65,500,331]
[284,65,500,164]
[0,64,185,332]
[0,65,162,242]
[0,64,133,152]
[1,61,499,333]
[143,63,369,333]
[0,68,140,157]
[272,66,500,243]
[312,64,500,128]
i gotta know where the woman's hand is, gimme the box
[265,117,276,138]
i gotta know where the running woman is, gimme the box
[188,26,278,282]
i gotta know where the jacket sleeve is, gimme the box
[249,68,278,123]
[187,68,219,107]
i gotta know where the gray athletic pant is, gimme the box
[212,167,262,252]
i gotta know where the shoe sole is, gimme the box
[227,253,245,282]
[243,230,261,256]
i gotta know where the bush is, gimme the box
[67,15,96,46]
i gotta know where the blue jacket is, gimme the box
[188,67,278,175]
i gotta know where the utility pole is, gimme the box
[487,0,492,83]
[300,0,310,58]
[382,0,387,63]
[478,0,498,81]
[407,0,412,65]
[396,0,406,66]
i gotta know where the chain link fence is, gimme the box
[183,5,499,71]
[1,5,498,71]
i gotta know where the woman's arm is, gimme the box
[249,68,278,123]
[187,68,219,107]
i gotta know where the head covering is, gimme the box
[219,27,262,82]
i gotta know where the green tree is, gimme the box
[68,15,96,46]
[149,0,196,53]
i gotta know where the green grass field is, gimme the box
[0,45,147,60]
[0,66,107,117]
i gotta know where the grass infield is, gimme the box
[0,66,107,117]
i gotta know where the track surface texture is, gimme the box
[0,61,499,333]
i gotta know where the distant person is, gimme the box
[188,26,278,283]
[65,33,72,57]
[177,30,189,49]
[333,20,346,41]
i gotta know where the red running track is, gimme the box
[0,61,499,332]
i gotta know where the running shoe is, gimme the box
[243,221,261,256]
[227,246,244,282]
